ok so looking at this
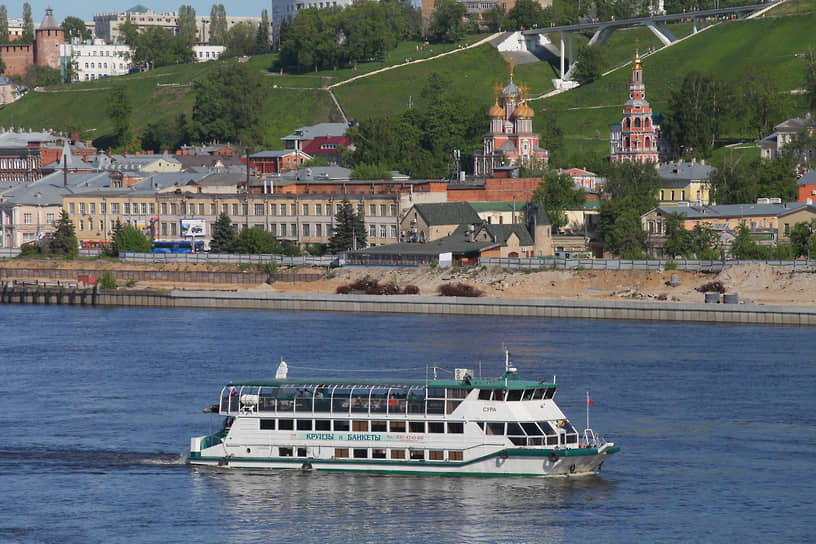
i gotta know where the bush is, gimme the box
[99,270,117,289]
[336,278,420,295]
[19,242,40,257]
[402,285,420,295]
[438,283,482,297]
[696,280,726,293]
[665,260,678,270]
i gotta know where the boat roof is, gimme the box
[226,375,556,390]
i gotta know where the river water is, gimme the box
[0,305,814,543]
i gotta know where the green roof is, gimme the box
[227,375,556,390]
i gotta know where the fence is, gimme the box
[118,252,337,267]
[478,257,816,273]
[0,268,323,284]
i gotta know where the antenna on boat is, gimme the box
[586,390,592,432]
[433,367,438,380]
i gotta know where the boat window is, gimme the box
[486,422,505,435]
[370,386,389,414]
[447,422,464,434]
[446,399,462,414]
[476,422,485,431]
[350,386,371,413]
[407,386,425,415]
[521,422,543,435]
[278,419,294,430]
[427,397,445,414]
[520,389,534,401]
[335,448,349,458]
[507,422,524,435]
[507,389,523,402]
[297,419,313,431]
[387,387,406,414]
[277,385,299,399]
[313,385,331,412]
[371,420,387,432]
[428,422,444,433]
[294,386,313,412]
[221,388,231,412]
[372,449,386,459]
[352,420,369,432]
[429,450,444,460]
[279,447,293,457]
[477,389,491,400]
[492,390,506,401]
[297,448,307,457]
[260,419,276,430]
[389,421,406,433]
[538,421,554,435]
[353,448,368,459]
[331,385,353,413]
[315,419,331,431]
[544,388,556,400]
[409,449,425,460]
[390,449,405,459]
[409,421,425,433]
[427,387,445,399]
[449,451,463,461]
[259,387,278,411]
[447,388,468,399]
[334,420,350,431]
[566,434,578,444]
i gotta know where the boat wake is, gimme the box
[0,445,187,472]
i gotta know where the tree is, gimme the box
[537,109,564,166]
[0,6,9,44]
[738,71,785,139]
[663,212,690,258]
[481,5,507,32]
[224,22,258,57]
[784,122,816,172]
[114,225,151,252]
[48,210,78,257]
[62,16,92,42]
[107,220,123,256]
[507,0,546,29]
[19,64,61,88]
[597,161,660,256]
[210,212,236,253]
[688,223,721,260]
[665,71,732,156]
[328,199,366,253]
[255,9,270,54]
[178,5,197,46]
[106,85,133,151]
[805,47,816,111]
[730,223,768,260]
[710,153,757,205]
[141,113,191,153]
[20,2,33,44]
[572,45,608,85]
[429,0,466,43]
[234,226,279,254]
[209,4,228,45]
[530,172,586,233]
[789,220,816,258]
[191,62,265,145]
[757,156,796,201]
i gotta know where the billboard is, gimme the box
[180,218,207,237]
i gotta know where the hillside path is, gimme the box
[327,33,502,90]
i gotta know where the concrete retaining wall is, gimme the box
[5,284,815,326]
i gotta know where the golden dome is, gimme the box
[633,49,641,70]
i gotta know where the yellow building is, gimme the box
[657,160,714,206]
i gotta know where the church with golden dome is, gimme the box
[473,65,549,177]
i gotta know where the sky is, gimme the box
[12,2,272,23]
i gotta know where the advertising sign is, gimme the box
[180,218,206,237]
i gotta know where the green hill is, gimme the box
[0,8,812,158]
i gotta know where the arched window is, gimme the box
[624,118,630,129]
[634,118,641,128]
[645,137,651,149]
[645,117,651,128]
[624,137,630,149]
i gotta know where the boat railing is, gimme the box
[582,428,607,449]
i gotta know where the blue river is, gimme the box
[0,305,814,543]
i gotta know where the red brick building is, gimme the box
[0,8,64,78]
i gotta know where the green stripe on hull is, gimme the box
[188,446,617,468]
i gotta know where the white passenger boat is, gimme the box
[188,352,619,476]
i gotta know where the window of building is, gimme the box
[291,224,297,236]
[99,220,104,232]
[171,223,177,235]
[198,203,204,215]
[369,204,376,216]
[100,203,106,214]
[390,225,397,239]
[111,203,120,215]
[210,204,216,215]
[222,204,228,215]
[316,224,322,237]
[280,224,287,236]
[141,203,147,215]
[369,225,376,237]
[69,203,75,214]
[269,204,277,216]
[149,203,155,215]
[315,203,322,215]
[124,203,130,215]
[303,224,310,237]
[79,219,84,231]
[180,202,186,216]
[46,213,55,225]
[290,204,296,216]
[380,225,387,238]
[23,213,32,224]
[89,203,96,215]
[270,223,277,236]
[302,204,309,216]
[232,204,238,216]
[254,204,264,216]
[161,203,167,215]
[171,203,178,215]
[242,203,248,216]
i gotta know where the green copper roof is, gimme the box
[227,375,555,389]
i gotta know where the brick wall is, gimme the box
[1,44,34,77]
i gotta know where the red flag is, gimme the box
[588,396,595,405]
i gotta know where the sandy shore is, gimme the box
[3,260,815,307]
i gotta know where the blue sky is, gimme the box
[14,2,271,23]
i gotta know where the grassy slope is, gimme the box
[539,12,816,157]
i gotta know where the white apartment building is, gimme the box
[60,40,132,82]
[192,45,226,62]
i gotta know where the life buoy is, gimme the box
[569,464,576,474]
[301,462,313,471]
[499,450,509,460]
[548,451,559,463]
